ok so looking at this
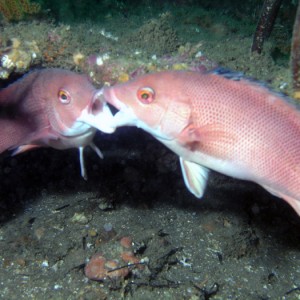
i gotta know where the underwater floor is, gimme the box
[0,2,300,299]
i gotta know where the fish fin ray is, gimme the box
[11,144,41,155]
[79,147,87,180]
[78,143,104,180]
[89,142,104,159]
[179,157,209,198]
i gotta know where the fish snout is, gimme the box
[91,89,105,116]
[101,86,127,111]
[76,88,116,134]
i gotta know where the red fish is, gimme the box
[0,68,114,179]
[99,69,300,216]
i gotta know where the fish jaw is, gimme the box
[101,87,139,127]
[101,86,174,141]
[75,89,117,134]
[101,84,152,128]
[32,88,103,148]
[91,87,144,130]
[48,127,97,149]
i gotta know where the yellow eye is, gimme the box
[137,87,155,104]
[58,89,71,104]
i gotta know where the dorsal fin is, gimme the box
[210,67,244,81]
[210,67,300,110]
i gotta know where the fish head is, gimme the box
[39,69,115,140]
[101,71,192,140]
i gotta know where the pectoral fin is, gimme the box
[179,157,209,198]
[78,142,104,180]
[179,123,235,158]
[11,144,41,155]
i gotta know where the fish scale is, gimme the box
[99,69,300,216]
[0,68,115,179]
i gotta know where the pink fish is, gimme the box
[0,68,114,179]
[99,69,300,216]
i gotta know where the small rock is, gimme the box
[71,212,91,225]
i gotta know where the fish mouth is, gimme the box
[76,89,116,134]
[102,86,128,112]
[100,87,140,127]
[101,87,175,142]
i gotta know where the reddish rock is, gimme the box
[84,254,107,281]
[85,253,129,281]
[120,236,132,249]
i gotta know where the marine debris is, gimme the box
[291,0,300,100]
[251,0,283,54]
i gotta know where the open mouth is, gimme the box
[96,88,138,127]
[90,91,104,116]
[95,89,175,141]
[75,89,116,134]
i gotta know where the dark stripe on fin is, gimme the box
[210,67,244,81]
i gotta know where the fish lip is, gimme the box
[101,87,139,127]
[91,89,106,115]
[74,89,116,134]
[102,86,129,112]
[100,88,174,141]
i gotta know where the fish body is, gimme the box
[0,68,114,179]
[99,69,300,216]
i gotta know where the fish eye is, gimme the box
[58,89,71,104]
[137,87,155,104]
